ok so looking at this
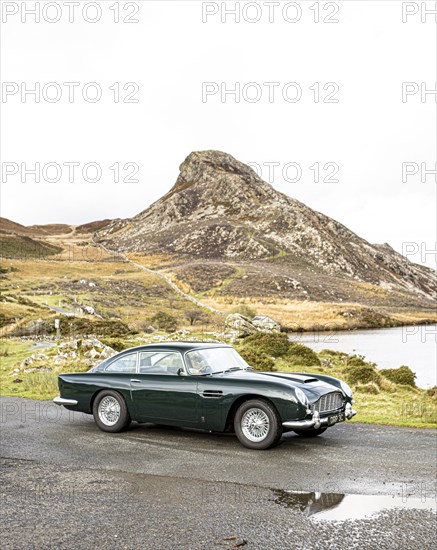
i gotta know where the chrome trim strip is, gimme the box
[53,396,78,406]
[282,419,316,430]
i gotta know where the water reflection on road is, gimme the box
[273,490,437,521]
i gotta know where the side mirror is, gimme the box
[177,368,185,376]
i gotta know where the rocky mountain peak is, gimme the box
[96,150,436,304]
[164,150,277,206]
[128,150,281,228]
[176,150,259,186]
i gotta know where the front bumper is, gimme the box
[53,396,78,406]
[282,403,357,430]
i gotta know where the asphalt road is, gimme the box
[1,396,436,549]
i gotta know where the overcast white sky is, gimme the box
[1,1,436,267]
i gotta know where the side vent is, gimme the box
[202,389,223,398]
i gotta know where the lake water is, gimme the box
[289,325,437,389]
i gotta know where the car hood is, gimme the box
[215,370,341,401]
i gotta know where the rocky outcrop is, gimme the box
[225,313,258,338]
[252,316,281,333]
[15,338,117,375]
[225,313,282,338]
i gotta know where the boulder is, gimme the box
[80,337,104,352]
[225,313,257,338]
[252,315,281,333]
[53,354,68,364]
[85,348,100,359]
[99,346,116,360]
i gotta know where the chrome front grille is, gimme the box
[313,392,344,414]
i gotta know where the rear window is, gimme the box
[105,353,137,373]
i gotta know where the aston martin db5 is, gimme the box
[54,342,356,449]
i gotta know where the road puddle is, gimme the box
[273,490,436,521]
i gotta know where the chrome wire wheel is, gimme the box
[241,408,270,443]
[98,396,121,427]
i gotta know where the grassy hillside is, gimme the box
[0,252,220,338]
[0,235,63,259]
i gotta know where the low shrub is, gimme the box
[149,311,178,333]
[380,366,416,388]
[379,377,398,393]
[60,318,132,337]
[240,333,320,368]
[355,382,380,395]
[238,348,276,372]
[346,354,373,368]
[184,309,208,326]
[242,333,290,358]
[99,338,131,352]
[286,343,321,366]
[347,364,382,386]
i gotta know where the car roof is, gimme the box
[119,342,231,354]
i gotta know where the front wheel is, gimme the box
[294,427,327,438]
[234,399,282,450]
[93,390,131,433]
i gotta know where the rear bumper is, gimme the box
[282,403,357,430]
[53,396,78,406]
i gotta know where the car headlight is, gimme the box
[340,380,353,398]
[295,388,309,406]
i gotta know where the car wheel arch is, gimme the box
[224,394,279,432]
[90,389,105,413]
[90,388,129,415]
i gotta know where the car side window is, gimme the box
[105,353,137,373]
[139,352,184,375]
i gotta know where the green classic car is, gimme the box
[54,342,357,449]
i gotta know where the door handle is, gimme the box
[130,379,141,383]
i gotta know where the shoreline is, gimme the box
[285,318,437,333]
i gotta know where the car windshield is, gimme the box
[185,347,250,375]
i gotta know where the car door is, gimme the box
[130,350,200,425]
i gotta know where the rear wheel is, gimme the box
[234,399,282,450]
[93,390,131,433]
[294,427,327,437]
